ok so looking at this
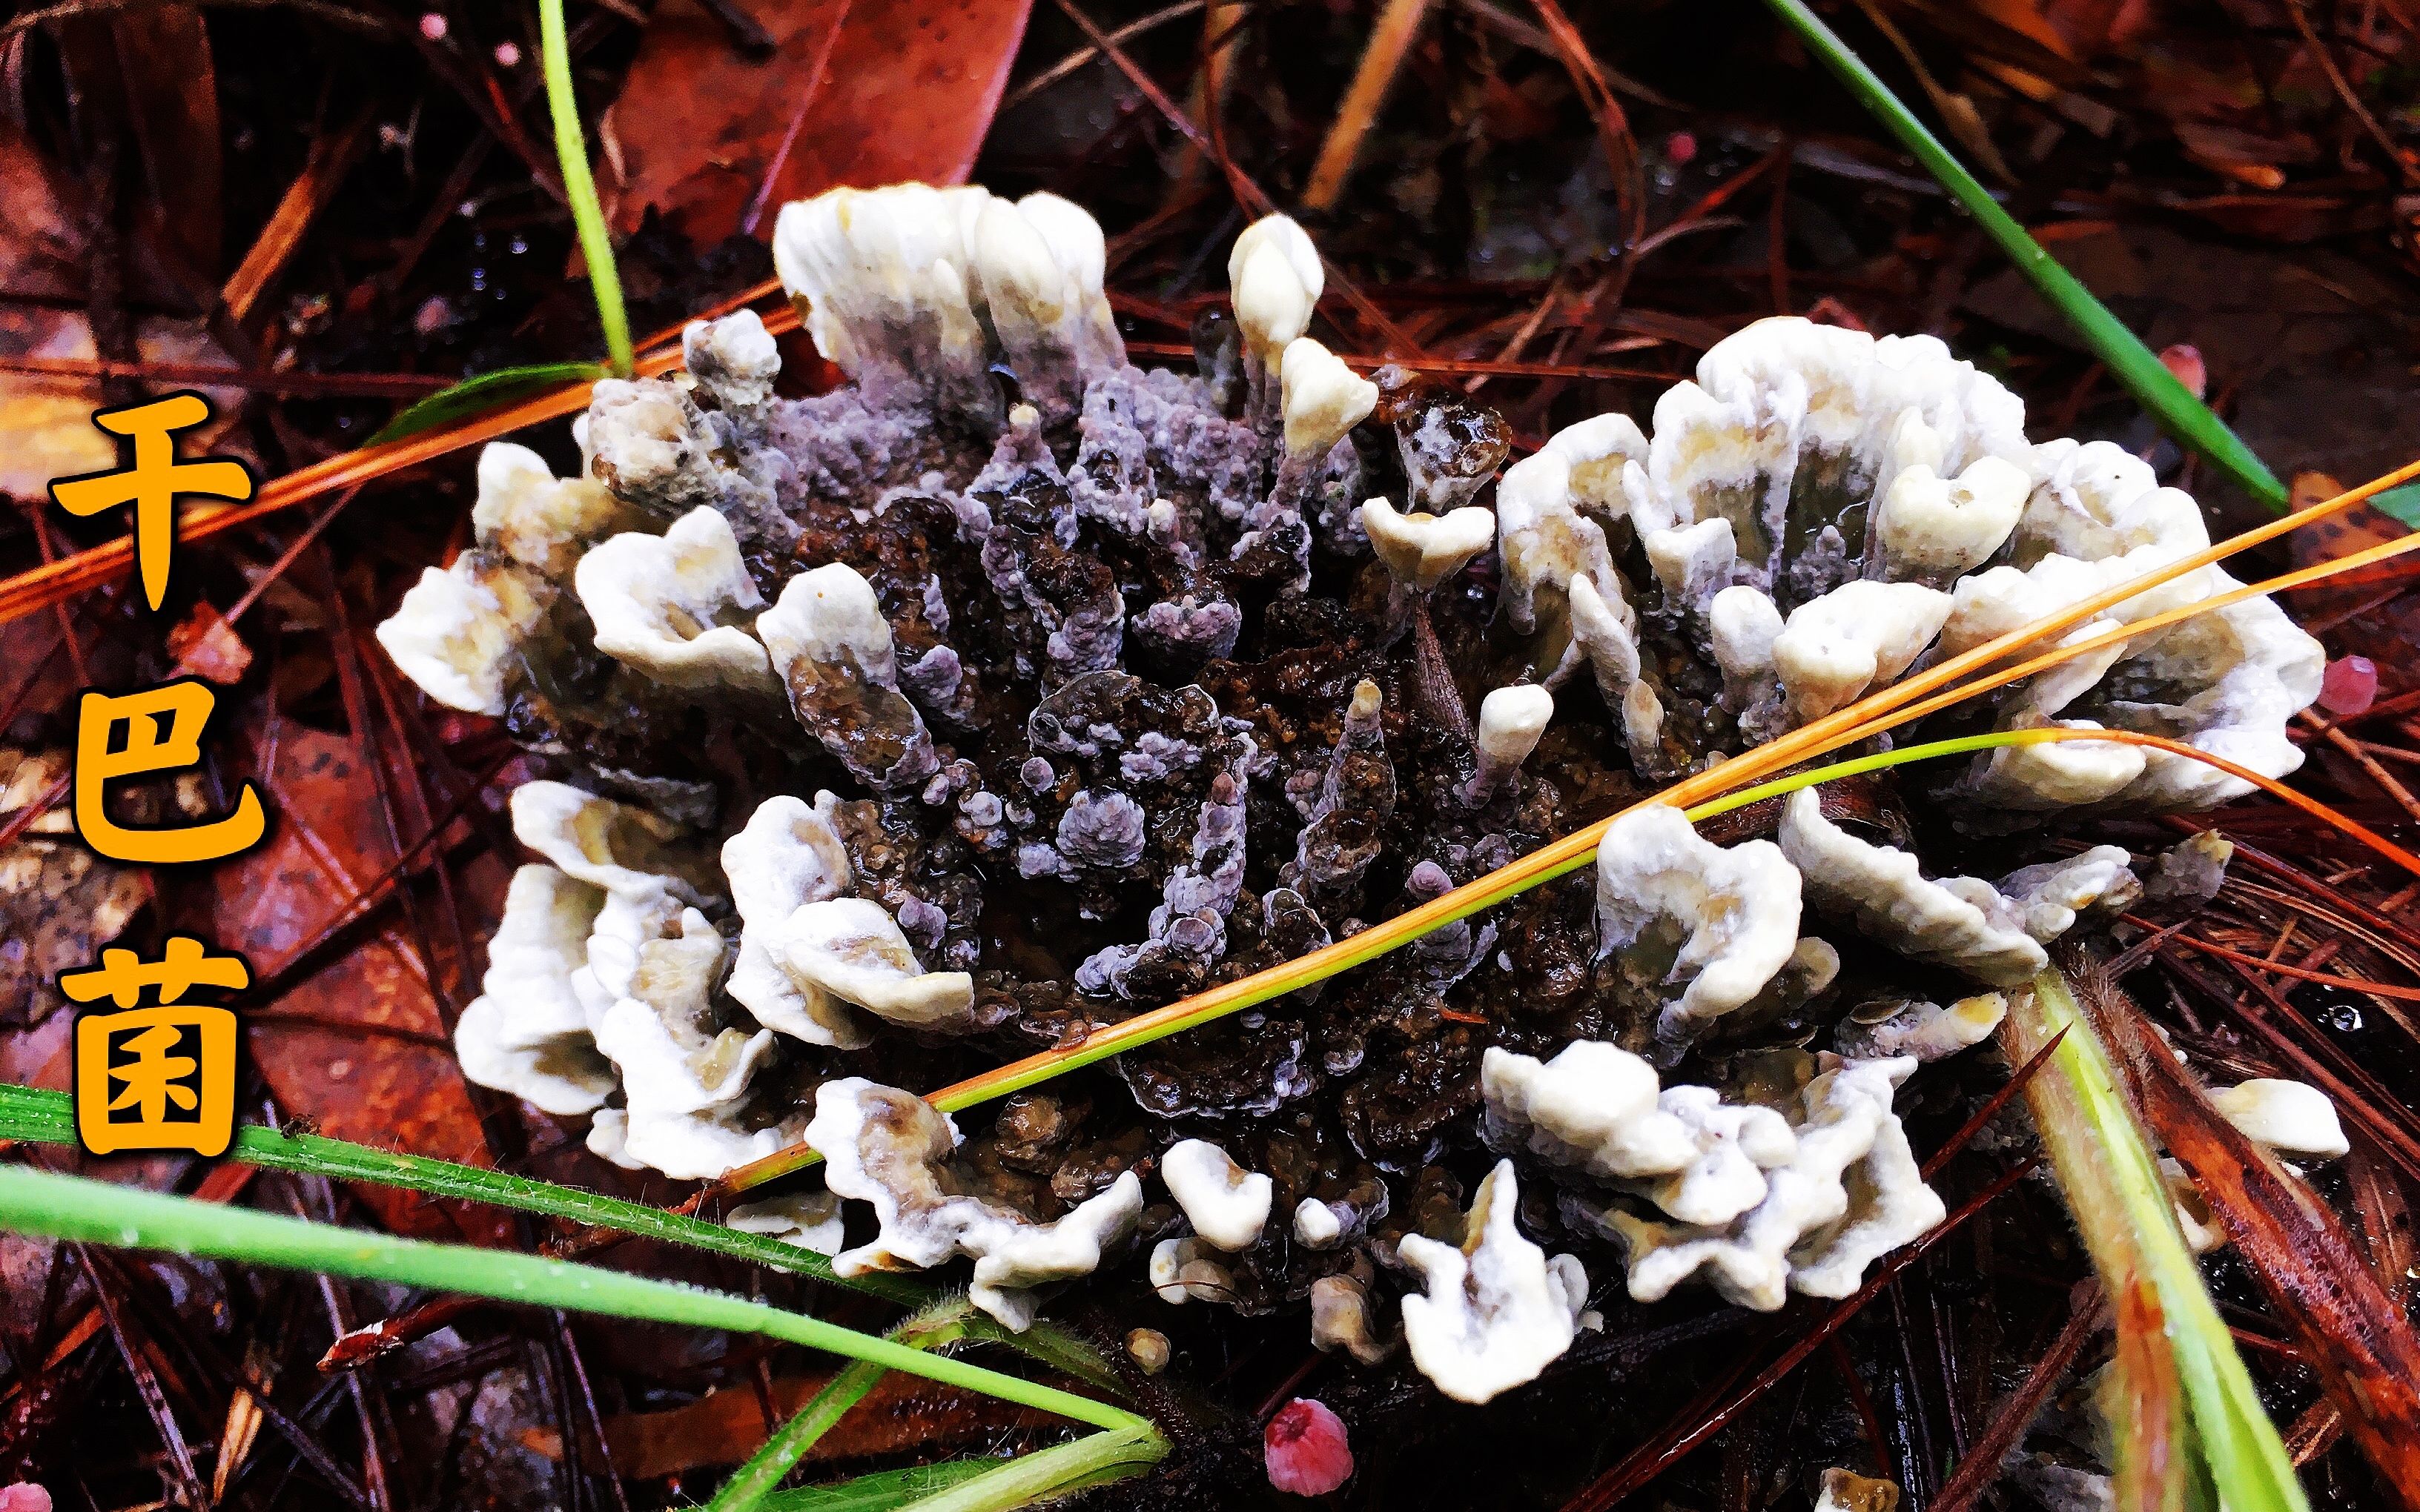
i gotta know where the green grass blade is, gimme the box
[760,1461,998,1512]
[710,1301,977,1512]
[539,0,633,377]
[870,1425,1167,1512]
[0,1081,911,1302]
[1756,0,2289,513]
[365,362,607,446]
[0,1164,1143,1435]
[0,1084,1120,1393]
[2370,481,2420,529]
[2011,972,2309,1512]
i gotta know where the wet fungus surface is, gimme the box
[382,183,2324,1403]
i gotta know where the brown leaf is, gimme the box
[2088,970,2420,1508]
[165,603,251,685]
[602,0,1037,245]
[107,5,224,277]
[520,1367,1053,1478]
[208,723,512,1243]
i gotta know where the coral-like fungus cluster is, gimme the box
[380,183,2324,1405]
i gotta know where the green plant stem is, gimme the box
[709,1301,977,1512]
[760,1461,996,1511]
[0,1084,1118,1394]
[539,0,633,377]
[1757,0,2287,513]
[869,1424,1168,1512]
[0,1164,1143,1435]
[2005,969,2307,1512]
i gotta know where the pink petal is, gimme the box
[2318,655,2378,717]
[0,1485,56,1512]
[1265,1397,1354,1497]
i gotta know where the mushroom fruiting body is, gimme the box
[379,185,2317,1350]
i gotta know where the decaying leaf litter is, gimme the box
[2,0,2419,1509]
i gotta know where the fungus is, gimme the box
[719,794,868,1047]
[1483,1041,1798,1227]
[1264,1399,1355,1497]
[1593,805,1804,1045]
[576,505,777,693]
[1458,685,1553,806]
[1834,993,2010,1063]
[1160,1138,1274,1251]
[452,865,616,1115]
[1309,1273,1399,1365]
[591,909,793,1181]
[1771,580,1953,726]
[1228,213,1323,414]
[381,191,2327,1362]
[804,1078,1142,1329]
[757,563,939,792]
[1587,1057,1945,1310]
[772,897,976,1032]
[1149,1235,1235,1304]
[1397,1160,1589,1404]
[682,308,781,416]
[2209,1079,2350,1161]
[726,1191,846,1257]
[1779,791,2135,987]
[1491,414,1640,675]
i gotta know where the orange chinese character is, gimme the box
[74,679,265,863]
[65,935,246,1157]
[48,392,255,612]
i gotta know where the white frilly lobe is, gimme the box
[508,780,715,1029]
[1280,338,1378,462]
[1779,791,2135,987]
[1398,1160,1589,1404]
[592,909,794,1181]
[1229,214,1323,374]
[806,1078,1143,1330]
[1771,580,1951,726]
[452,865,617,1115]
[576,505,777,693]
[720,794,869,1047]
[1359,496,1495,593]
[2209,1078,2349,1161]
[377,556,551,717]
[1593,805,1804,1041]
[1483,1041,1797,1227]
[773,897,976,1032]
[376,442,633,714]
[1588,1057,1945,1310]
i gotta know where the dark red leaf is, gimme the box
[601,0,1036,246]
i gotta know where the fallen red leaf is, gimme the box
[208,723,513,1244]
[518,1367,1052,1477]
[601,0,1036,246]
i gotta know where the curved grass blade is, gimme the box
[0,1164,1143,1435]
[709,1300,977,1512]
[2006,970,2308,1512]
[804,1424,1168,1512]
[761,1460,999,1512]
[0,1083,1119,1393]
[366,362,608,446]
[1756,0,2287,512]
